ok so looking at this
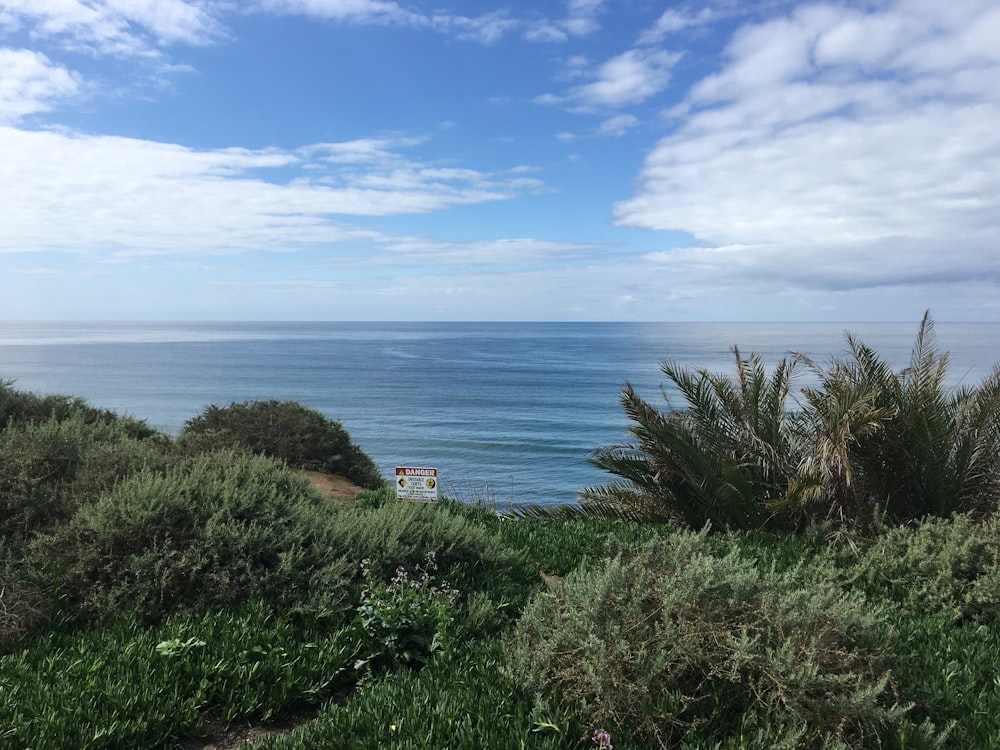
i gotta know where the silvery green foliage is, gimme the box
[509,528,932,749]
[846,512,1000,622]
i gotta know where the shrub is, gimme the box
[355,485,395,510]
[42,455,534,626]
[584,313,1000,532]
[43,451,356,622]
[323,502,538,617]
[508,529,917,749]
[0,379,157,439]
[0,413,172,551]
[354,553,459,671]
[843,512,1000,622]
[0,567,49,653]
[179,399,383,489]
[477,511,663,576]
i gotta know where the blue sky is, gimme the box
[1,0,998,321]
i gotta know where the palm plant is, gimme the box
[568,313,1000,533]
[577,348,803,530]
[797,313,1000,526]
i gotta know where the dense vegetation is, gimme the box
[179,399,383,489]
[3,315,1000,749]
[581,313,1000,531]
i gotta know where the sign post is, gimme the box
[395,466,439,503]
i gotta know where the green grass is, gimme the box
[250,640,597,750]
[0,602,359,749]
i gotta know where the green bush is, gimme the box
[794,313,1000,527]
[843,512,1000,622]
[475,512,663,576]
[179,399,383,489]
[43,451,356,622]
[355,485,395,510]
[0,413,172,550]
[508,529,919,749]
[0,569,49,654]
[0,379,157,439]
[354,553,459,671]
[582,350,801,530]
[41,455,534,626]
[324,502,538,618]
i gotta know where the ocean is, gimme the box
[2,321,999,508]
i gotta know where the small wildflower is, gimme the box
[592,729,613,750]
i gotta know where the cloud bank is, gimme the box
[0,128,543,256]
[615,0,1000,296]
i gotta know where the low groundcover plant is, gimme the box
[355,551,459,671]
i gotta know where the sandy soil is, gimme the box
[296,470,363,500]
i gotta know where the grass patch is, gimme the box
[0,601,358,749]
[250,640,591,750]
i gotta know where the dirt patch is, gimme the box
[297,470,363,500]
[175,692,356,750]
[177,706,318,750]
[541,571,565,587]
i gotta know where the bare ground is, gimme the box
[296,470,363,500]
[177,706,322,750]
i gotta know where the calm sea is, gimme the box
[2,321,999,508]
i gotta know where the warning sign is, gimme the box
[395,466,439,503]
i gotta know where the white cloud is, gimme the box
[0,0,223,56]
[614,0,1000,295]
[0,127,545,256]
[541,47,682,110]
[597,113,638,137]
[523,22,566,43]
[254,0,424,27]
[638,7,715,45]
[257,0,517,43]
[303,135,426,164]
[577,48,681,108]
[430,10,517,44]
[378,236,603,267]
[524,0,605,42]
[0,48,81,122]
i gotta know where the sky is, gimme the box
[1,0,998,322]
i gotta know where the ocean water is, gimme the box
[2,321,999,508]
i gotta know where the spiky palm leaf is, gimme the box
[532,312,1000,531]
[795,312,1000,525]
[578,348,802,531]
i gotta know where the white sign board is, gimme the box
[395,466,439,503]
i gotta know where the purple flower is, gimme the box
[591,729,613,750]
